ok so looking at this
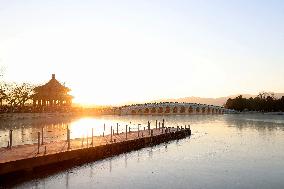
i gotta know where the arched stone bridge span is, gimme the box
[115,102,227,115]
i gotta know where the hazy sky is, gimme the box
[0,0,283,105]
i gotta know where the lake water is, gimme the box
[5,114,284,189]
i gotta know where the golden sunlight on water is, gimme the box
[10,114,284,189]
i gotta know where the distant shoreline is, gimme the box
[234,111,284,115]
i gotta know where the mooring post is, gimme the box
[117,123,119,135]
[126,125,128,140]
[111,126,113,142]
[87,133,89,147]
[103,131,104,137]
[138,124,140,137]
[67,128,70,150]
[37,132,40,154]
[144,127,145,131]
[151,129,153,137]
[148,121,151,135]
[158,122,160,130]
[44,146,47,155]
[155,120,157,129]
[92,128,94,147]
[41,127,44,145]
[129,127,131,133]
[9,130,13,149]
[162,119,165,128]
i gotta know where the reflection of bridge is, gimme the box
[115,102,227,115]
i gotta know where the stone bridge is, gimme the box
[114,102,228,115]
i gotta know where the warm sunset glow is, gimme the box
[1,1,283,105]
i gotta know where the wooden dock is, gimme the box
[0,126,191,185]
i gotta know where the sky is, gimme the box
[0,0,284,105]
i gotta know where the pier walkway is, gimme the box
[1,128,177,163]
[0,126,191,183]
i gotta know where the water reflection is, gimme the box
[2,114,284,147]
[4,114,284,189]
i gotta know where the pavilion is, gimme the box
[32,74,73,109]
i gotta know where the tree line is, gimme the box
[225,92,284,112]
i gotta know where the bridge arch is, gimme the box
[165,106,170,113]
[151,107,156,114]
[206,107,210,114]
[144,108,149,114]
[196,107,200,113]
[188,106,193,114]
[180,106,186,113]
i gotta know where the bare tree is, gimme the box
[5,82,35,107]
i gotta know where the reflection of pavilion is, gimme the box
[32,74,73,110]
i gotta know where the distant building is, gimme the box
[32,74,73,109]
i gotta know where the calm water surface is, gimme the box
[7,114,284,189]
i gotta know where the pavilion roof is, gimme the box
[33,74,73,99]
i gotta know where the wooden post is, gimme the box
[104,123,105,131]
[138,124,140,137]
[41,127,44,145]
[162,119,165,128]
[158,122,160,130]
[111,126,113,142]
[9,130,13,149]
[126,125,128,140]
[155,120,157,129]
[151,129,153,137]
[67,128,70,150]
[117,123,119,135]
[92,128,94,147]
[37,132,40,154]
[44,146,47,154]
